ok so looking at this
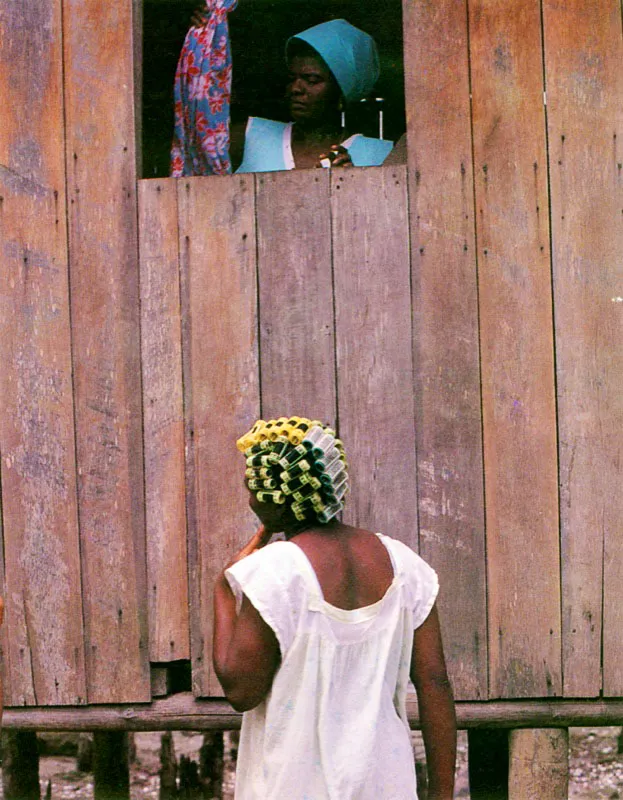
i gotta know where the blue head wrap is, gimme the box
[287,19,380,104]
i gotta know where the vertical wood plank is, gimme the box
[469,0,562,697]
[331,167,418,547]
[138,179,190,665]
[0,504,7,706]
[0,0,86,706]
[543,0,623,696]
[403,0,488,699]
[178,175,259,697]
[256,170,336,423]
[64,0,149,702]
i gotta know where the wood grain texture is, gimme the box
[0,500,7,705]
[543,0,623,696]
[403,0,487,700]
[508,729,569,800]
[177,176,259,697]
[256,170,336,424]
[469,0,562,698]
[63,0,149,703]
[138,179,190,664]
[331,167,418,546]
[0,0,86,706]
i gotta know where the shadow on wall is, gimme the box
[142,0,406,177]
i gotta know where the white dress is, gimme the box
[225,533,439,800]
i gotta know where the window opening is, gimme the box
[142,0,406,177]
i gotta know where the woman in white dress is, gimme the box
[213,416,456,799]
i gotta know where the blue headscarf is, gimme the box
[287,19,380,104]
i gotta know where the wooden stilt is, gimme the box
[468,729,509,800]
[159,731,177,800]
[508,728,568,800]
[93,731,130,800]
[199,732,224,799]
[178,754,201,797]
[77,734,93,772]
[1,731,41,800]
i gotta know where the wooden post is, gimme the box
[159,732,177,800]
[508,728,568,800]
[1,731,40,800]
[77,734,93,772]
[199,732,224,799]
[93,732,130,800]
[468,729,509,800]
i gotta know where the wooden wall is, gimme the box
[0,0,621,708]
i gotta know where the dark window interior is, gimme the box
[142,0,406,178]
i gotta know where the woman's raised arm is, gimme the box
[212,527,281,712]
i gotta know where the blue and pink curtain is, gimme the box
[170,0,238,176]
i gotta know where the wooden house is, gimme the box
[1,0,622,791]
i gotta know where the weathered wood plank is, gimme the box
[0,509,7,708]
[543,0,623,697]
[138,179,190,665]
[331,167,417,545]
[403,0,487,700]
[256,170,336,424]
[0,0,86,706]
[469,0,561,698]
[177,176,259,697]
[63,0,149,702]
[508,729,569,800]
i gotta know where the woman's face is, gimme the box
[286,54,340,125]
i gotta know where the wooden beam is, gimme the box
[3,694,623,731]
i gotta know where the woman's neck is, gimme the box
[292,119,345,145]
[283,518,343,540]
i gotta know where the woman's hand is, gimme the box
[190,5,209,27]
[225,525,273,570]
[318,144,353,169]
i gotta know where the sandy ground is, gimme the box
[0,727,621,798]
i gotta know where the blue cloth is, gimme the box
[287,19,379,103]
[236,117,393,173]
[236,118,291,173]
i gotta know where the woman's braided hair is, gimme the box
[236,416,349,524]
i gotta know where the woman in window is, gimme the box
[213,416,456,799]
[172,15,397,175]
[235,20,394,172]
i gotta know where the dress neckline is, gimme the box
[284,124,362,171]
[286,534,399,622]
